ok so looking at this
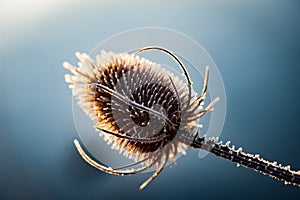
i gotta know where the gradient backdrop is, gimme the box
[1,0,300,199]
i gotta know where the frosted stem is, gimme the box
[191,137,300,187]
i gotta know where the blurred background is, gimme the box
[1,0,299,199]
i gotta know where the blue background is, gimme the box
[1,0,299,199]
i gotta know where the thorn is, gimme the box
[237,147,243,153]
[225,141,231,147]
[284,181,289,185]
